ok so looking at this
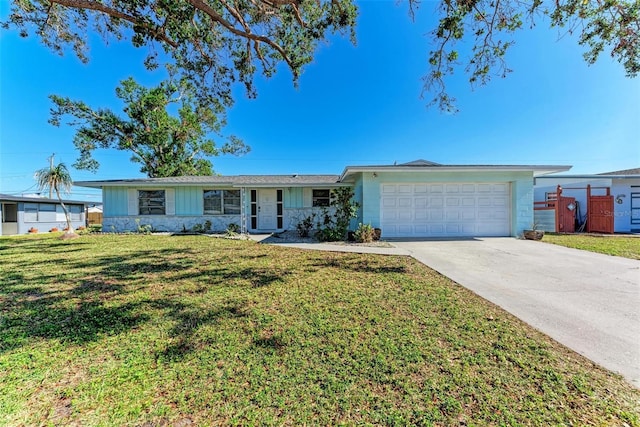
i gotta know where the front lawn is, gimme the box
[543,234,640,259]
[1,234,638,426]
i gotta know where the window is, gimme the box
[69,205,83,221]
[204,189,241,215]
[24,203,58,222]
[312,189,331,207]
[139,190,165,215]
[24,203,39,222]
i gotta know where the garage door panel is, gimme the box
[414,224,428,234]
[446,211,460,220]
[380,182,511,237]
[446,184,460,192]
[493,183,508,193]
[398,211,412,221]
[430,210,444,220]
[478,197,491,206]
[415,197,427,208]
[382,184,397,193]
[382,210,398,220]
[461,210,475,220]
[415,210,428,220]
[493,198,507,207]
[430,198,444,207]
[461,197,475,207]
[382,198,396,208]
[398,198,412,208]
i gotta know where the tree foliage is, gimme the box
[422,0,639,112]
[4,0,638,112]
[5,0,357,110]
[35,161,76,233]
[49,77,249,177]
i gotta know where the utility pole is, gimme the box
[48,153,55,198]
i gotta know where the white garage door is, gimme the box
[380,183,511,237]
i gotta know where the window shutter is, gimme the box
[165,188,175,215]
[128,189,138,215]
[303,188,312,208]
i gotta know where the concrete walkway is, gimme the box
[393,238,640,388]
[259,234,640,387]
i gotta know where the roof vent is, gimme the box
[292,174,298,178]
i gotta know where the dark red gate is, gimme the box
[587,186,614,234]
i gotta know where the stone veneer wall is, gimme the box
[103,215,241,233]
[283,207,337,231]
[104,207,337,233]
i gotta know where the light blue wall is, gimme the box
[284,187,303,208]
[511,177,534,235]
[174,187,203,215]
[104,187,128,216]
[104,185,310,218]
[352,175,364,228]
[355,170,535,236]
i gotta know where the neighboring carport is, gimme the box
[393,238,640,388]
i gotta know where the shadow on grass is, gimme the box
[154,299,249,361]
[310,254,407,274]
[0,242,289,357]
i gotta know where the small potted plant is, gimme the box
[523,222,544,240]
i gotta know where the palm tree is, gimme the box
[35,162,76,235]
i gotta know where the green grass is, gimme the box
[543,234,640,259]
[1,234,638,426]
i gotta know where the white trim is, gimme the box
[165,188,175,215]
[127,189,137,215]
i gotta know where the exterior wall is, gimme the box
[102,185,344,233]
[534,178,611,229]
[104,187,129,216]
[0,201,86,236]
[351,175,364,229]
[534,177,640,233]
[103,215,240,233]
[533,209,556,232]
[284,188,304,208]
[511,177,534,236]
[283,207,335,231]
[612,178,640,233]
[357,170,533,237]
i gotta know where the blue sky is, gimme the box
[1,1,638,202]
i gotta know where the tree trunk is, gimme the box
[56,188,75,234]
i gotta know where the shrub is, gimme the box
[88,224,102,233]
[354,223,375,243]
[28,227,38,234]
[313,188,359,242]
[296,214,315,237]
[226,223,240,236]
[135,219,152,234]
[49,227,59,232]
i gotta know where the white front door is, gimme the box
[258,189,277,230]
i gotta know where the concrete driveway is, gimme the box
[393,238,640,387]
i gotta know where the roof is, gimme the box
[75,161,574,188]
[0,193,89,205]
[339,160,572,181]
[598,167,640,175]
[74,174,344,189]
